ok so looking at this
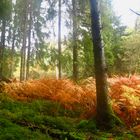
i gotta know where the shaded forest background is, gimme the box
[1,0,140,81]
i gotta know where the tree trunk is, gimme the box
[72,0,78,81]
[58,0,62,79]
[90,0,120,129]
[0,19,6,79]
[20,1,28,81]
[10,29,16,78]
[26,0,32,80]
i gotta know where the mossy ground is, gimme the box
[0,93,138,140]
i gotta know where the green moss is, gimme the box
[0,117,51,140]
[96,107,124,130]
[77,119,96,132]
[0,93,138,140]
[115,133,139,140]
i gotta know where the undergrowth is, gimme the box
[2,77,140,127]
[0,93,139,140]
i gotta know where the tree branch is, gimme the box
[130,9,140,16]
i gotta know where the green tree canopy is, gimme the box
[0,0,12,20]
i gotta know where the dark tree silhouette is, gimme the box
[130,9,140,16]
[89,0,121,129]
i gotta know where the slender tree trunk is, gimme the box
[26,0,32,80]
[58,0,62,79]
[90,0,118,129]
[72,0,78,81]
[0,19,6,79]
[10,29,16,78]
[26,22,31,81]
[20,34,27,81]
[20,1,28,81]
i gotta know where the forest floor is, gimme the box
[0,76,140,139]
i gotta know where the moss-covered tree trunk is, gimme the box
[89,0,120,129]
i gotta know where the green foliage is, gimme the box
[61,45,73,77]
[1,48,19,78]
[0,117,51,140]
[47,7,57,21]
[0,0,12,20]
[120,32,140,74]
[77,120,96,132]
[0,0,138,79]
[78,31,94,78]
[62,0,126,78]
[100,0,126,75]
[34,43,50,70]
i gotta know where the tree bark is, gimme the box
[72,0,78,81]
[26,0,32,80]
[0,19,6,79]
[58,0,62,79]
[90,0,119,129]
[20,1,28,81]
[10,29,16,78]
